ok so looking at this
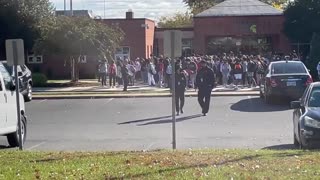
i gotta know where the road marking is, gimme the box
[104,98,114,104]
[36,99,47,104]
[26,142,46,150]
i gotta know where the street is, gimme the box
[0,96,293,151]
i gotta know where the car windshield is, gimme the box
[2,63,12,75]
[308,88,320,107]
[271,63,307,74]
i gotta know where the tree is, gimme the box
[34,16,124,81]
[284,0,320,43]
[0,0,55,59]
[158,12,193,28]
[308,33,320,79]
[183,0,288,15]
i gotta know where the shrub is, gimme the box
[308,33,320,79]
[32,73,48,87]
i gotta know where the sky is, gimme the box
[49,0,189,20]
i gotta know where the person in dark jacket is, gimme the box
[175,68,187,116]
[121,60,129,91]
[195,60,216,116]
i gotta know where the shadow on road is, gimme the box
[138,114,203,126]
[262,144,297,150]
[118,114,203,126]
[230,97,290,112]
[118,115,172,125]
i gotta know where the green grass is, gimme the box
[1,149,320,179]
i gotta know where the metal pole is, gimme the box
[104,0,106,19]
[12,41,23,150]
[70,0,73,16]
[171,31,176,150]
[64,0,66,15]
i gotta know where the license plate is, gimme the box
[287,81,296,86]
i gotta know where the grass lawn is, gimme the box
[0,149,320,179]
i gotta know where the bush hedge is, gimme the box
[32,73,48,87]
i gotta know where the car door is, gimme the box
[294,85,311,136]
[0,73,7,131]
[0,64,17,129]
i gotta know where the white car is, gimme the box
[0,62,27,147]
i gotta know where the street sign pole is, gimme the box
[171,31,176,150]
[12,41,23,150]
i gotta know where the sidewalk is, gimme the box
[33,80,260,99]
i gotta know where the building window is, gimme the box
[28,55,43,64]
[115,46,130,61]
[78,55,87,63]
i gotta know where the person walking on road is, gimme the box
[196,60,216,116]
[175,67,187,116]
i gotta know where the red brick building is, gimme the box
[154,0,291,56]
[26,0,292,79]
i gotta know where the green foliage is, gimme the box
[158,12,193,28]
[32,73,48,87]
[34,16,124,60]
[308,33,320,79]
[284,0,320,43]
[0,0,55,56]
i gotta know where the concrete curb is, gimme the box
[33,92,260,100]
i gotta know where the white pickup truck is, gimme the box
[0,62,27,147]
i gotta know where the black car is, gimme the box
[260,61,313,103]
[291,82,320,149]
[1,61,33,102]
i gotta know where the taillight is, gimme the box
[306,76,313,85]
[271,79,278,87]
[266,78,278,87]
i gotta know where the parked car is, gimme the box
[0,62,27,147]
[1,61,33,102]
[291,82,320,149]
[260,60,313,103]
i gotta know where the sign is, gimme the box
[5,39,25,66]
[164,31,182,58]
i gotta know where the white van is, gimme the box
[0,62,27,147]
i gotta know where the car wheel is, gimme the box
[6,115,27,148]
[24,83,32,102]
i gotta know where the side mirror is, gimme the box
[18,72,23,77]
[291,101,301,109]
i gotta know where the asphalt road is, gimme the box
[0,96,294,151]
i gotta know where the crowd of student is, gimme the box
[96,51,302,90]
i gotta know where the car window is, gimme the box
[20,65,26,72]
[271,63,307,74]
[2,63,13,75]
[308,88,320,107]
[0,64,13,90]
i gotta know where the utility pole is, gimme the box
[64,0,66,15]
[70,0,73,16]
[104,0,106,19]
